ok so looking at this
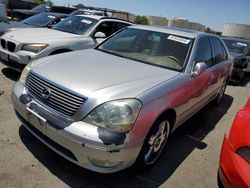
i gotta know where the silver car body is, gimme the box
[12,25,233,173]
[0,15,131,71]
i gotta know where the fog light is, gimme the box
[88,157,122,168]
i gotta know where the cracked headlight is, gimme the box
[83,99,142,133]
[21,43,49,53]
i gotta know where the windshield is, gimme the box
[32,4,48,12]
[22,13,56,27]
[97,28,193,71]
[223,39,248,54]
[52,16,97,35]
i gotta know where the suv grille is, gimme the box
[1,39,6,49]
[7,41,16,52]
[27,72,86,117]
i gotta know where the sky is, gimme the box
[52,0,250,31]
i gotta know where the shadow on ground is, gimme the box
[19,94,233,188]
[1,68,20,81]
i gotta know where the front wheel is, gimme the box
[135,117,171,168]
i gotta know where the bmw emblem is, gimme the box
[41,88,51,99]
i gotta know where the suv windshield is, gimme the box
[223,39,248,54]
[97,28,193,70]
[52,16,97,35]
[22,13,56,27]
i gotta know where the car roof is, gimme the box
[128,25,214,39]
[74,14,131,23]
[40,12,68,17]
[221,36,250,44]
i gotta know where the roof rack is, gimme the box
[73,5,131,21]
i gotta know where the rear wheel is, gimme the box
[136,117,171,167]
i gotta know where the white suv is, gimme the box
[0,15,131,71]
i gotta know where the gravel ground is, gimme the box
[0,63,249,188]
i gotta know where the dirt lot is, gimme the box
[0,63,249,188]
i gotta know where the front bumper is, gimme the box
[219,135,250,188]
[0,48,38,71]
[12,82,143,173]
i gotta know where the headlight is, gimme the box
[236,147,250,164]
[21,43,49,53]
[83,99,142,133]
[19,60,37,85]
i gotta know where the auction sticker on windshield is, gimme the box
[167,35,191,44]
[81,19,92,24]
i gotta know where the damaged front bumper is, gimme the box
[12,81,144,173]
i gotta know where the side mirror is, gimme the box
[192,62,207,77]
[94,32,106,38]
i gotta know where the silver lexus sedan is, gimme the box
[12,25,233,173]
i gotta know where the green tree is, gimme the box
[134,15,149,25]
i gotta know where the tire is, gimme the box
[214,81,227,105]
[135,116,171,168]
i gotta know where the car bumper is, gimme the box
[12,81,143,173]
[219,135,250,188]
[0,48,38,71]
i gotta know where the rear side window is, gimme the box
[210,38,226,64]
[195,37,213,67]
[114,22,130,32]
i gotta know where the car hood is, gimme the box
[3,28,80,43]
[229,51,246,59]
[0,22,35,33]
[31,49,179,100]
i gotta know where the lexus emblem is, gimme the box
[41,88,51,99]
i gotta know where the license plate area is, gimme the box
[0,51,9,62]
[26,107,47,134]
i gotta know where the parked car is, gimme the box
[12,26,233,173]
[0,12,67,36]
[47,6,76,14]
[222,36,250,79]
[12,4,49,20]
[218,97,250,188]
[0,15,132,71]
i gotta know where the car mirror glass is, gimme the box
[192,62,207,77]
[94,32,106,38]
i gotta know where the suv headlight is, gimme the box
[21,43,49,53]
[19,60,37,85]
[83,99,142,133]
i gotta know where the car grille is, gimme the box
[1,39,6,49]
[27,72,86,117]
[7,41,16,52]
[0,38,16,52]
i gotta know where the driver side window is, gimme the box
[95,22,114,37]
[195,38,213,68]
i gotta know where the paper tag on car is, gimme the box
[167,35,191,44]
[237,42,247,47]
[81,19,92,24]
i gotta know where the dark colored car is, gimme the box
[222,36,250,84]
[47,6,77,14]
[218,97,250,188]
[12,4,49,20]
[0,12,67,36]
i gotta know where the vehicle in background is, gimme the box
[222,36,250,83]
[12,5,76,20]
[0,12,67,36]
[47,6,76,14]
[218,97,250,188]
[0,15,132,71]
[0,3,6,22]
[69,9,108,17]
[12,4,49,20]
[12,26,233,173]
